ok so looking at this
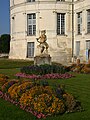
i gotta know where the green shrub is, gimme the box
[20,64,66,75]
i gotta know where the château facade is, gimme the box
[9,0,90,64]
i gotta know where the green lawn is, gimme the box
[0,59,90,120]
[0,58,34,69]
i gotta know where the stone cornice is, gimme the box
[10,1,72,10]
[74,0,85,4]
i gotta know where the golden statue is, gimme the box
[36,30,49,54]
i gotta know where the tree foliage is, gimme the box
[0,34,10,53]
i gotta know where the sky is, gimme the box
[0,0,10,35]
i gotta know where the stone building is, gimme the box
[9,0,90,64]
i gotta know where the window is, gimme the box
[27,13,36,35]
[27,0,35,2]
[86,40,90,49]
[57,13,65,35]
[86,41,90,60]
[57,0,65,1]
[11,0,14,6]
[12,16,15,34]
[12,0,14,5]
[76,41,80,56]
[77,12,82,34]
[27,42,34,57]
[87,10,90,33]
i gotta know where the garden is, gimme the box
[0,59,90,120]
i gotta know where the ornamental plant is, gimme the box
[33,93,65,115]
[0,74,9,79]
[0,78,7,87]
[20,86,53,106]
[0,74,9,87]
[55,84,65,99]
[63,93,82,112]
[8,83,20,100]
[1,80,18,93]
[69,63,90,74]
[20,64,66,75]
[81,64,90,73]
[15,73,74,79]
[0,78,82,118]
[70,64,85,73]
[20,86,65,115]
[8,81,34,100]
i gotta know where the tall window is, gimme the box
[27,14,36,35]
[86,40,90,60]
[76,41,80,56]
[27,42,34,57]
[27,0,35,2]
[12,16,15,34]
[57,13,65,35]
[86,40,90,50]
[87,10,90,33]
[11,0,14,6]
[12,0,14,5]
[77,12,82,34]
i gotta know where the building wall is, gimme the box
[9,0,90,64]
[74,0,90,62]
[9,0,72,64]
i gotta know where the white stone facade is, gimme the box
[9,0,90,64]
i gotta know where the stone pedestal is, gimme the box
[34,54,51,65]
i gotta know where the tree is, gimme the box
[0,34,10,53]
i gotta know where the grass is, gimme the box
[0,58,34,69]
[0,58,33,78]
[0,59,90,120]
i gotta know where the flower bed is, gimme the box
[68,63,90,74]
[8,81,34,101]
[20,86,65,115]
[1,80,19,93]
[0,90,46,119]
[0,74,9,89]
[0,74,82,119]
[15,73,74,79]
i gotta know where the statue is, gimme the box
[36,30,49,54]
[34,30,51,65]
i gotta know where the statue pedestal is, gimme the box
[34,54,51,65]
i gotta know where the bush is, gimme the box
[55,84,65,99]
[63,93,82,112]
[21,64,66,75]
